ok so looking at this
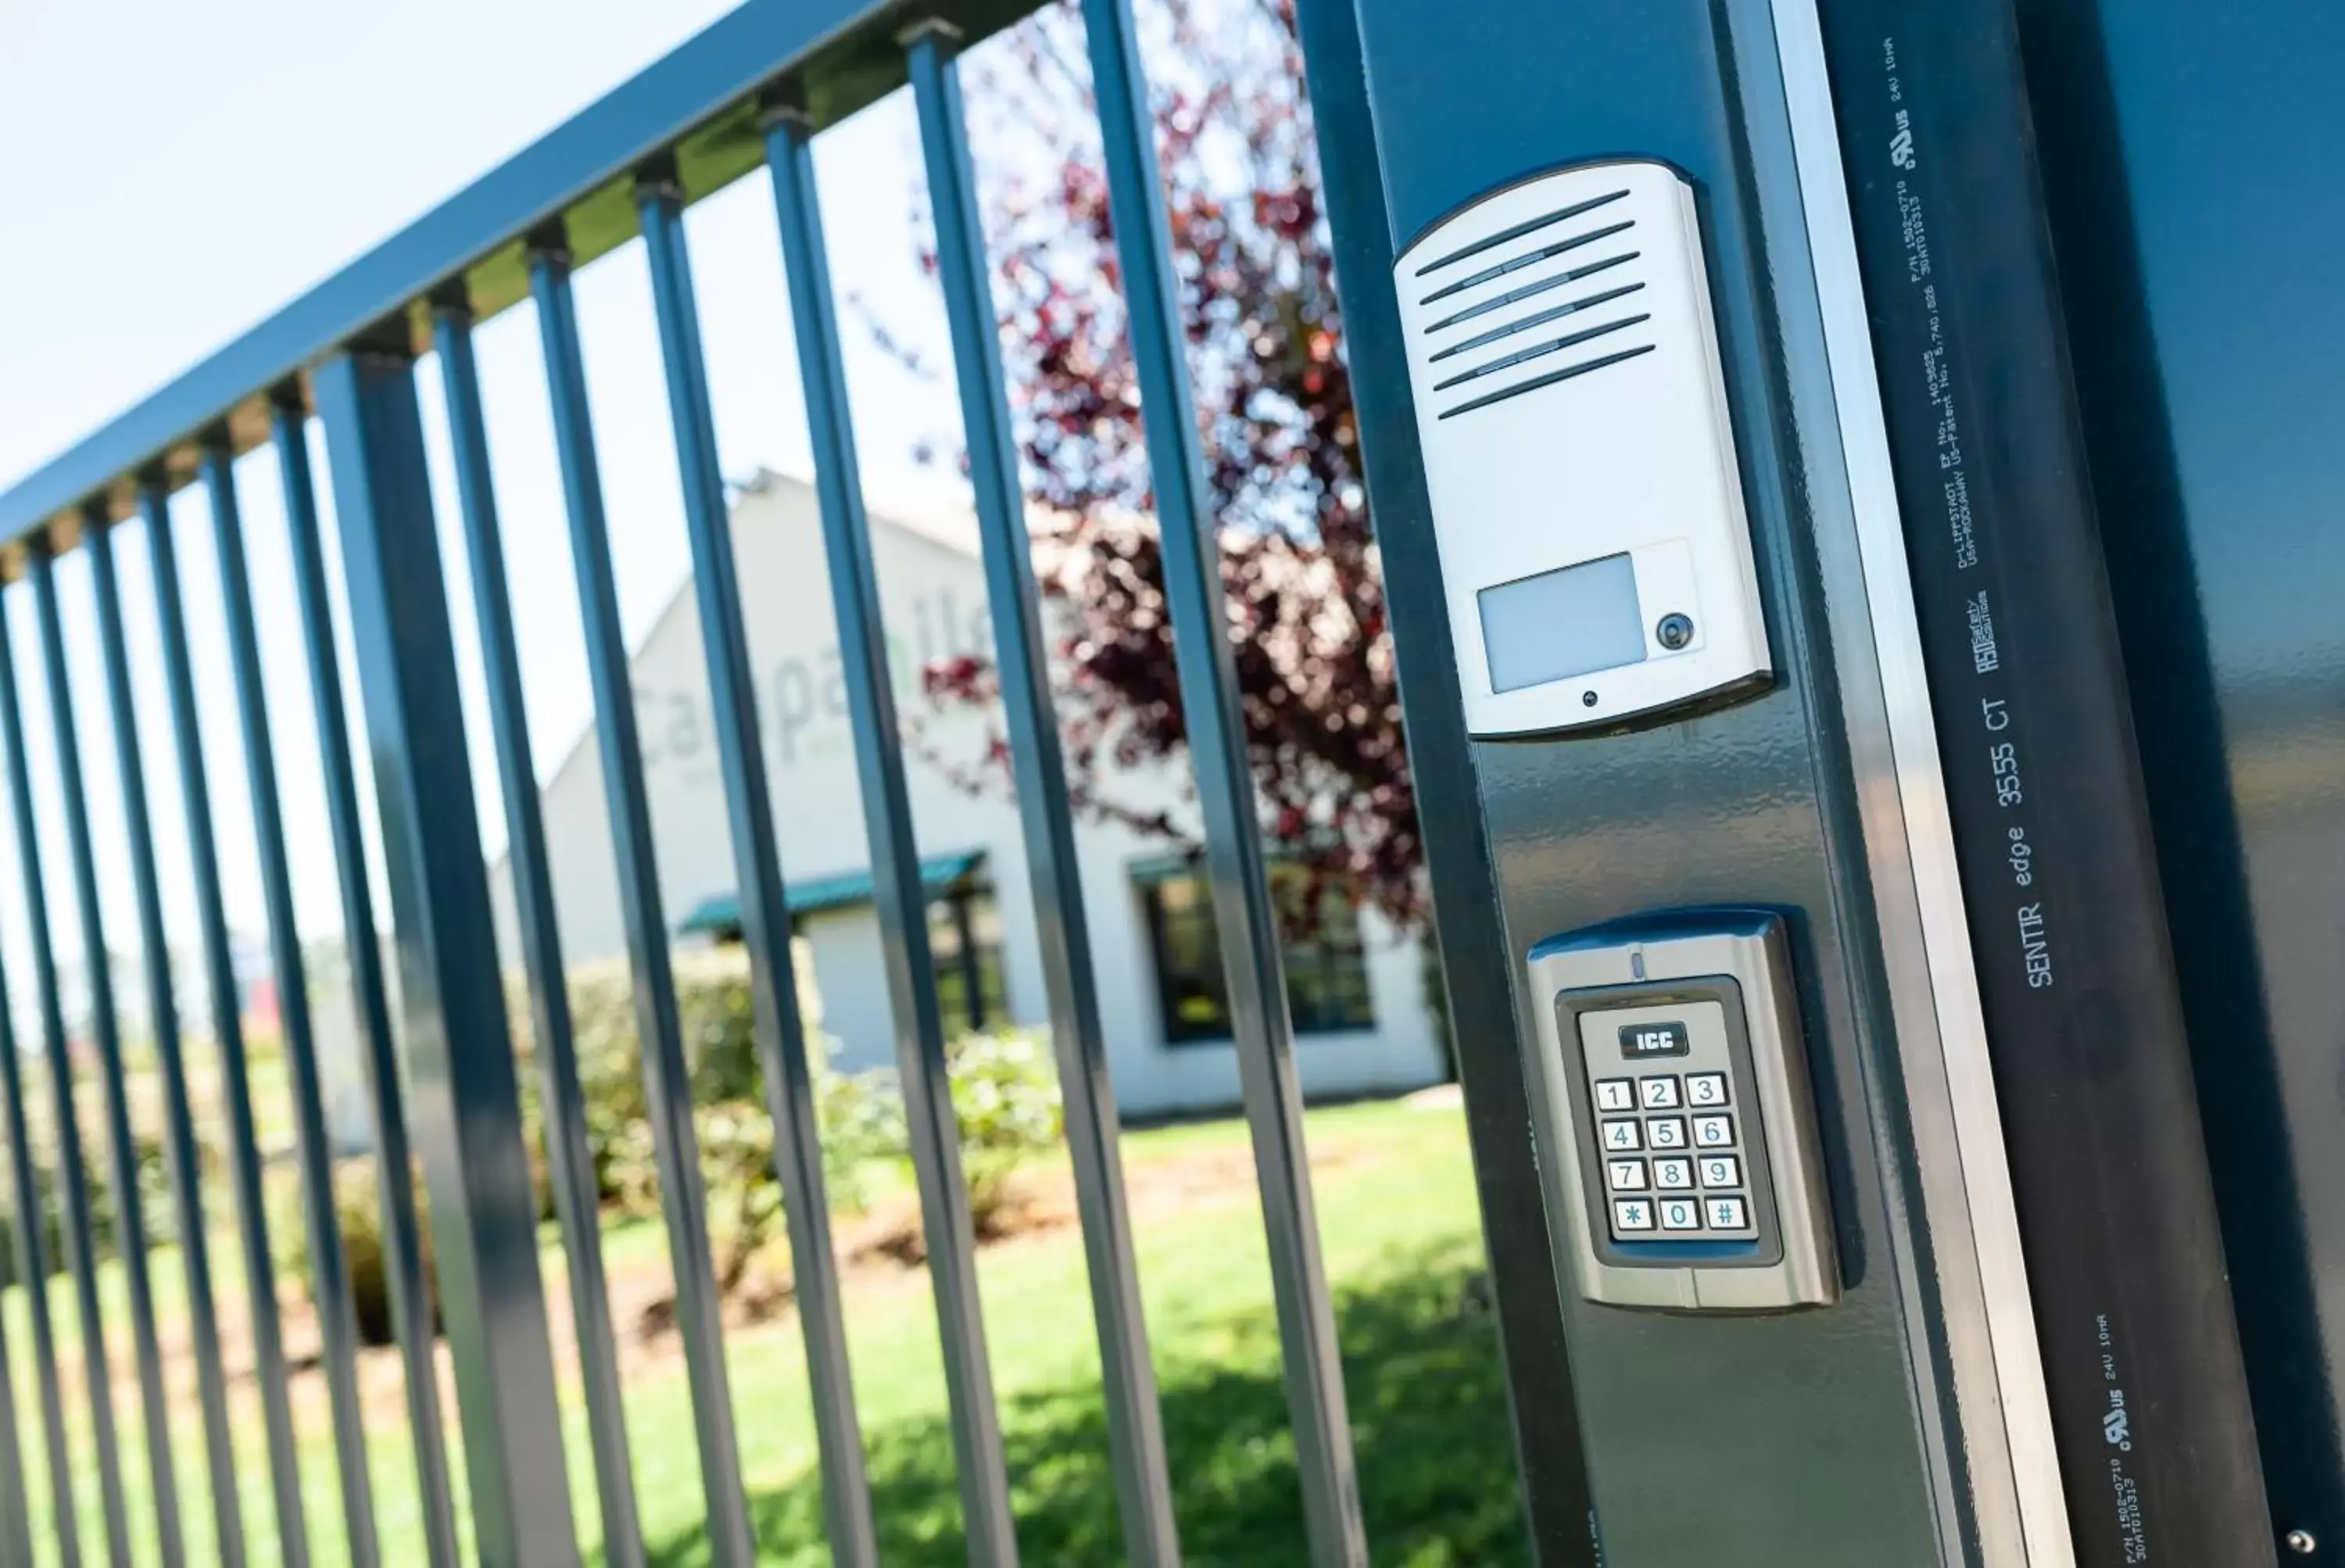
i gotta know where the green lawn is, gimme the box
[5,1096,1526,1566]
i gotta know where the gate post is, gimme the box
[1303,0,2003,1561]
[311,339,582,1568]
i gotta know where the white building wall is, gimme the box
[799,907,891,1073]
[489,471,1445,1117]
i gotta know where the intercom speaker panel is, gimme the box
[1393,158,1770,738]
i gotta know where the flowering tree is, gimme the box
[871,0,1423,930]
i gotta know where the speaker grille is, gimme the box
[1407,189,1663,421]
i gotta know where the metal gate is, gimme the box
[12,0,2332,1562]
[0,2,1489,1564]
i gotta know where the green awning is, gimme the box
[676,850,988,937]
[1126,850,1206,887]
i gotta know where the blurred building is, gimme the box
[489,468,1446,1118]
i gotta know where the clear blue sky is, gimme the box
[0,0,990,1005]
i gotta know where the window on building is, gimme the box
[929,887,1011,1036]
[1137,861,1377,1045]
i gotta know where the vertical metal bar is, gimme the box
[1067,4,1367,1559]
[428,296,647,1568]
[0,933,77,1568]
[199,438,384,1568]
[761,85,1019,1566]
[884,64,1184,1564]
[26,539,187,1568]
[630,175,881,1568]
[312,338,581,1568]
[0,1063,39,1568]
[0,580,137,1568]
[141,478,313,1567]
[269,396,464,1568]
[87,506,249,1568]
[525,237,757,1567]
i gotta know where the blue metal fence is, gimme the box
[0,2,1396,1563]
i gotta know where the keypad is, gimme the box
[1593,1061,1756,1242]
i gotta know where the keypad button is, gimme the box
[1652,1158,1694,1190]
[1606,1158,1649,1192]
[1646,1117,1688,1150]
[1698,1155,1742,1190]
[1659,1197,1702,1231]
[1687,1072,1729,1108]
[1638,1075,1682,1110]
[1705,1196,1749,1230]
[1692,1114,1735,1148]
[1601,1119,1642,1152]
[1595,1078,1636,1112]
[1613,1197,1656,1233]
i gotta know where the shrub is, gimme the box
[239,947,1065,1326]
[269,1155,438,1349]
[510,942,897,1291]
[516,949,1067,1270]
[332,1158,440,1347]
[0,1109,177,1290]
[944,1029,1063,1237]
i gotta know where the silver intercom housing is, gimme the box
[1526,909,1838,1311]
[1393,158,1770,738]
